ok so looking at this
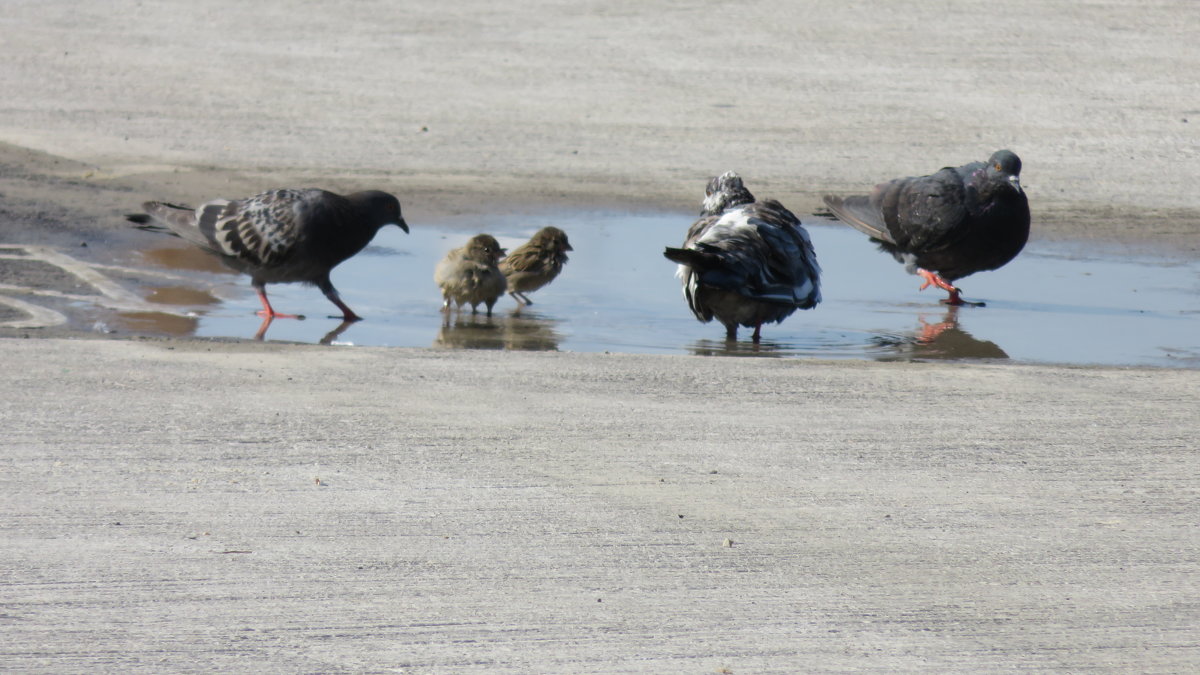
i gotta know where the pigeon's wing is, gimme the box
[193,189,310,267]
[682,213,723,247]
[877,167,970,254]
[749,200,821,307]
[822,194,893,244]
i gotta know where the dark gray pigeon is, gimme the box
[823,150,1029,306]
[664,171,821,342]
[128,188,407,320]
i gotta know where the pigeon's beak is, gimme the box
[396,218,410,234]
[1008,175,1023,194]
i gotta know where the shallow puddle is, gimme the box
[131,211,1200,368]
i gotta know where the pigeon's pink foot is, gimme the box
[916,269,984,306]
[917,268,958,294]
[256,289,304,320]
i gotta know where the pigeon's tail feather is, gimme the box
[663,246,719,270]
[822,195,894,244]
[141,201,197,227]
[127,210,184,238]
[131,201,213,248]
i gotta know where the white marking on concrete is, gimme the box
[0,293,68,328]
[0,244,199,324]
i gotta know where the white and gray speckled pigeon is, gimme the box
[128,188,407,320]
[664,171,821,342]
[823,150,1030,306]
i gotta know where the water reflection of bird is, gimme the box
[500,312,561,351]
[873,306,1008,360]
[128,189,408,320]
[688,338,787,358]
[434,313,561,351]
[664,171,821,342]
[434,234,507,319]
[500,227,572,308]
[433,315,503,350]
[318,320,357,346]
[117,311,200,338]
[823,150,1029,307]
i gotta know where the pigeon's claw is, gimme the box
[941,290,986,308]
[255,309,304,320]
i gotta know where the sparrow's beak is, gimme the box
[396,218,410,233]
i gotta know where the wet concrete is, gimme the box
[121,211,1200,368]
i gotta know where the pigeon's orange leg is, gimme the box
[326,296,363,322]
[255,288,304,320]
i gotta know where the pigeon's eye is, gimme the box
[994,163,1002,171]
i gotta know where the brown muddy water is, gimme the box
[119,211,1200,368]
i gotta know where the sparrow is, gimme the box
[499,226,572,306]
[434,233,508,317]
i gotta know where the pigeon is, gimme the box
[822,149,1030,306]
[434,234,508,317]
[128,188,408,320]
[499,226,573,306]
[663,171,821,342]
